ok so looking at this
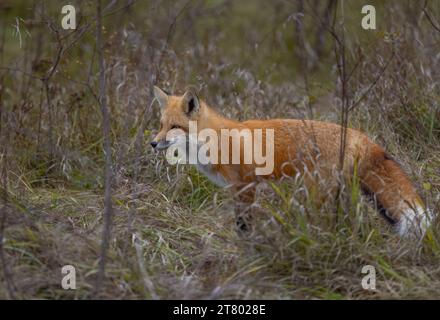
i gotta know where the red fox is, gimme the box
[151,86,433,238]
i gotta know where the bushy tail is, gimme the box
[360,149,433,238]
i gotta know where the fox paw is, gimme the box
[235,215,253,236]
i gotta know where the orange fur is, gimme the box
[152,87,431,236]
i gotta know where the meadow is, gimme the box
[0,0,439,299]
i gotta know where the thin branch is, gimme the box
[348,51,395,112]
[94,0,114,297]
[156,0,193,82]
[0,15,17,299]
[422,0,440,33]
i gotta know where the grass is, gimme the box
[1,0,440,299]
[2,151,439,299]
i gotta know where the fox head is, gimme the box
[150,86,201,150]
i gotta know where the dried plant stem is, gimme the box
[94,0,114,297]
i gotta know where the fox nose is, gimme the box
[150,141,158,149]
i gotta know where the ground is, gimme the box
[1,0,439,299]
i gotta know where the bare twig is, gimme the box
[0,112,16,300]
[348,51,395,112]
[294,0,314,119]
[0,13,17,299]
[323,0,350,223]
[313,0,336,64]
[94,0,114,297]
[422,0,440,33]
[155,0,193,82]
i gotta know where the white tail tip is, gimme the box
[397,207,434,239]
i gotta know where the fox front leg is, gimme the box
[235,202,253,234]
[233,186,256,235]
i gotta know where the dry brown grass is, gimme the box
[0,0,439,299]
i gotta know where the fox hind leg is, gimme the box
[233,185,256,236]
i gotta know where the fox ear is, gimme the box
[153,86,168,108]
[182,91,200,116]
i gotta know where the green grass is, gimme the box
[1,0,440,299]
[4,155,439,299]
